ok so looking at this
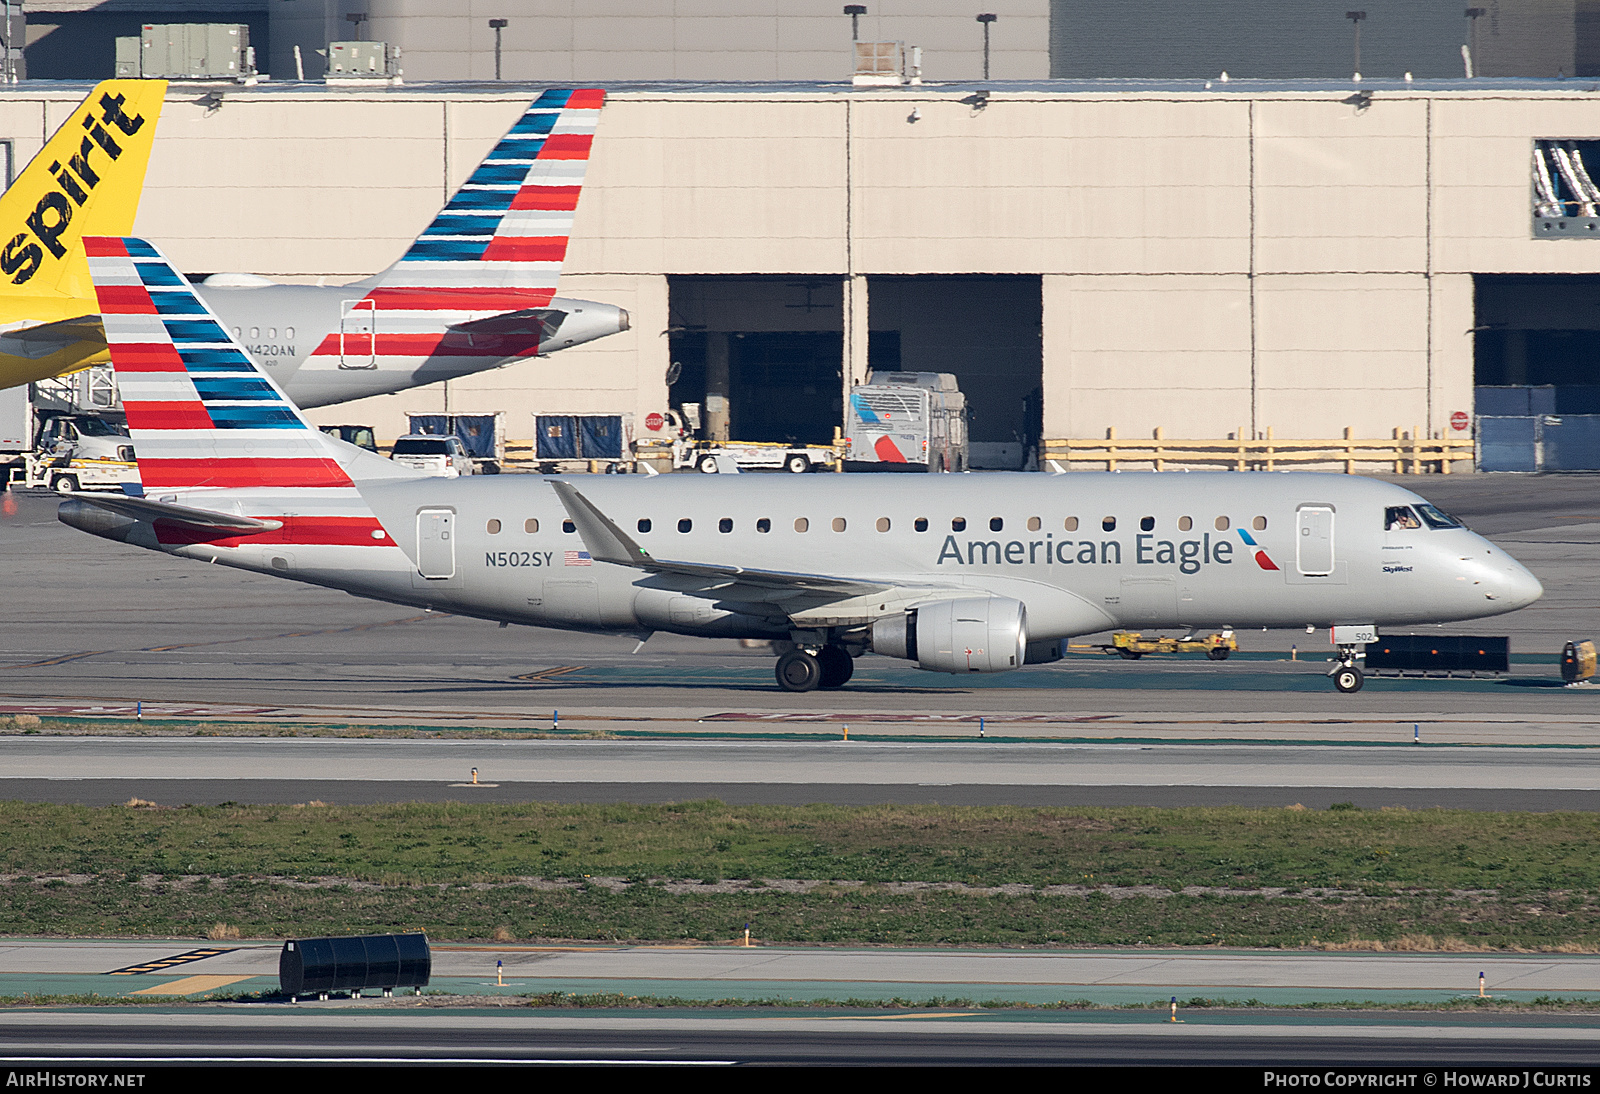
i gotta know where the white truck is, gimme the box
[2,385,141,493]
[647,409,833,473]
[673,438,834,474]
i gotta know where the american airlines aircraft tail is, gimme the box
[66,235,1545,697]
[192,88,627,409]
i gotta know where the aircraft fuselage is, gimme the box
[134,471,1543,642]
[195,283,628,409]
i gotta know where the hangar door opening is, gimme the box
[666,277,842,446]
[867,276,1043,470]
[1475,274,1600,470]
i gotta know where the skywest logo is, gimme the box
[937,532,1236,573]
[1,92,148,285]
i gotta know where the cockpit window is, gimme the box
[1414,503,1463,530]
[1385,506,1422,531]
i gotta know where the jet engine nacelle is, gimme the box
[870,596,1028,674]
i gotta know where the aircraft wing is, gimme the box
[65,492,282,533]
[548,479,890,597]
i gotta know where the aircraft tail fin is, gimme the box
[1,80,165,301]
[368,88,604,314]
[84,235,393,499]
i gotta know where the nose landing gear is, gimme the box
[1329,644,1365,693]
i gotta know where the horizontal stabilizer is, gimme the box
[447,308,565,340]
[3,315,104,343]
[67,492,282,532]
[0,314,106,361]
[547,480,886,596]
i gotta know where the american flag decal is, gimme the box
[564,550,592,566]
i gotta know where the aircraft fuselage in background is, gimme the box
[193,281,627,409]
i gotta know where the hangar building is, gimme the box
[1,76,1595,469]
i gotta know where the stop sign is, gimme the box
[1450,410,1470,432]
[645,412,665,432]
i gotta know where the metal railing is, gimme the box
[1041,426,1475,474]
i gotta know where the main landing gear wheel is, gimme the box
[816,645,854,689]
[1207,647,1231,661]
[1332,665,1364,693]
[775,649,822,692]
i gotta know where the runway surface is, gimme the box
[3,940,1599,1064]
[6,1008,1600,1065]
[3,939,1596,1006]
[2,736,1599,808]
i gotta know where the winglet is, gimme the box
[547,479,654,567]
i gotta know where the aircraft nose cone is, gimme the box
[1504,562,1542,607]
[1498,562,1544,610]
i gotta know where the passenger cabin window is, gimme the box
[914,517,929,532]
[524,518,539,534]
[876,517,890,532]
[285,326,295,338]
[832,517,847,532]
[1215,516,1230,531]
[1064,517,1079,531]
[1178,516,1193,532]
[638,518,652,533]
[1385,506,1422,531]
[719,518,733,533]
[1026,517,1041,532]
[757,518,771,533]
[562,520,575,533]
[989,517,1003,532]
[486,519,501,534]
[1140,516,1155,531]
[1253,516,1267,531]
[1102,516,1116,532]
[794,517,809,532]
[952,517,967,531]
[678,518,692,533]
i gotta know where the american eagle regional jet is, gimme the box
[62,236,1545,695]
[0,87,625,408]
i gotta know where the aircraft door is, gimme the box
[339,299,376,369]
[1296,505,1335,576]
[415,509,456,579]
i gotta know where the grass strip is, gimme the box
[2,876,1596,949]
[2,800,1599,948]
[0,799,1595,892]
[5,992,1600,1014]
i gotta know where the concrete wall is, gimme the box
[0,81,1582,447]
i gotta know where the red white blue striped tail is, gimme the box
[86,236,392,551]
[368,87,604,314]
